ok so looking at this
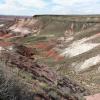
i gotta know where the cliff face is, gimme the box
[8,18,43,36]
[8,15,100,36]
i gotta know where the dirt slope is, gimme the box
[0,15,100,99]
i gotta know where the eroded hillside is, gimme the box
[0,15,100,100]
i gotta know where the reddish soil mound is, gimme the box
[55,55,64,61]
[0,34,4,37]
[46,49,64,61]
[46,49,56,57]
[0,41,13,47]
[34,42,64,61]
[0,32,16,39]
[34,42,54,50]
[35,43,48,49]
[3,34,16,38]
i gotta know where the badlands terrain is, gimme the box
[0,15,100,100]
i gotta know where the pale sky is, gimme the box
[0,0,100,16]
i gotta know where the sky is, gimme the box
[0,0,100,16]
